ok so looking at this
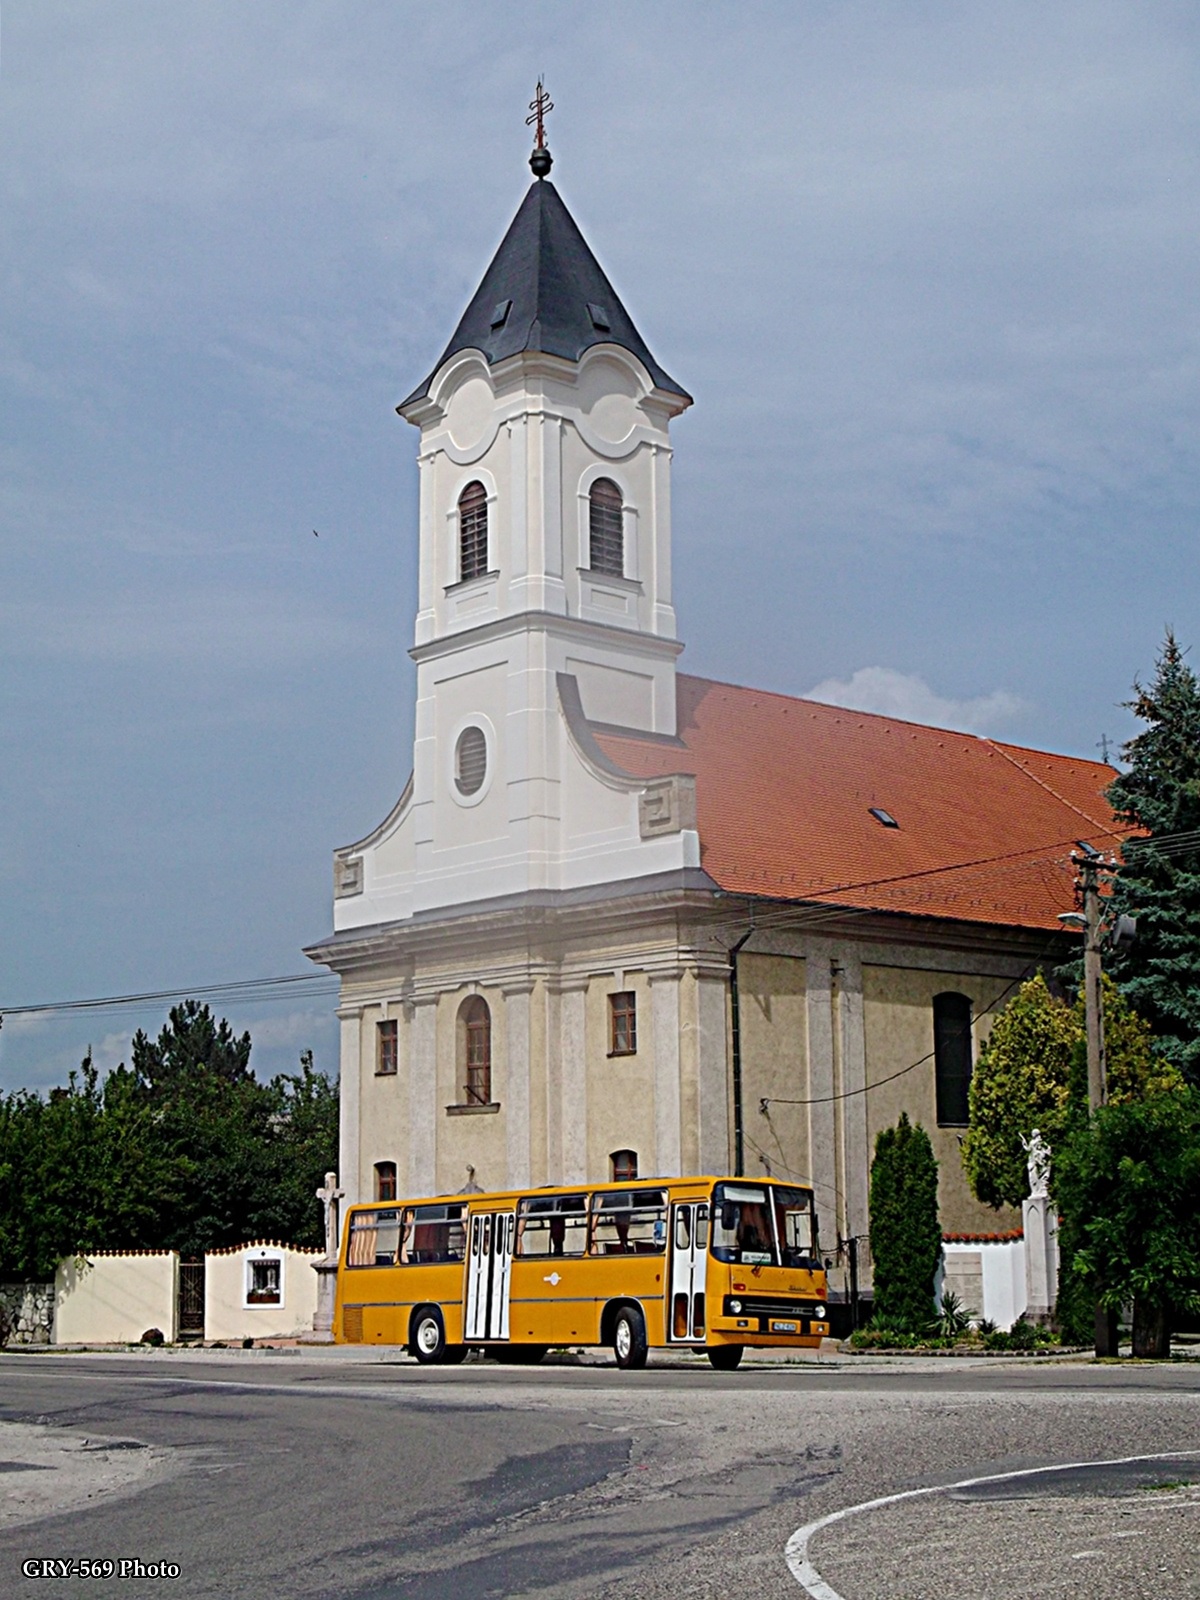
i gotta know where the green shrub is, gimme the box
[869,1113,942,1334]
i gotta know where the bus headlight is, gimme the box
[729,1300,742,1314]
[813,1305,826,1319]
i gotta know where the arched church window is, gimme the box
[458,481,489,581]
[459,996,492,1106]
[454,726,488,796]
[933,992,973,1126]
[610,1149,638,1182]
[588,478,624,577]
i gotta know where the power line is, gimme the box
[757,957,1048,1111]
[0,973,339,1022]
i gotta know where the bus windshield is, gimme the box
[711,1183,818,1268]
[770,1185,820,1268]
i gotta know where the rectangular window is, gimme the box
[402,1203,467,1265]
[246,1259,281,1305]
[516,1193,589,1258]
[711,1183,777,1266]
[347,1208,398,1267]
[589,1189,667,1255]
[933,993,973,1126]
[377,1019,398,1076]
[347,1204,466,1267]
[609,992,637,1056]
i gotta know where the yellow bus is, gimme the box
[335,1175,829,1370]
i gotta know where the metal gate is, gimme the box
[463,1212,514,1341]
[178,1261,205,1340]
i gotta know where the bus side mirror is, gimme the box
[720,1204,737,1232]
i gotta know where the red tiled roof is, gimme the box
[593,674,1123,932]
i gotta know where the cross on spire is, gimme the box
[526,79,554,177]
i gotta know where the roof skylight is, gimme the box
[869,807,900,828]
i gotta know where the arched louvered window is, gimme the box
[454,726,487,796]
[933,992,973,1126]
[459,997,492,1106]
[588,478,624,577]
[458,481,489,582]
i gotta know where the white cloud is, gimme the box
[804,666,1025,735]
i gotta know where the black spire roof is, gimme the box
[401,179,689,407]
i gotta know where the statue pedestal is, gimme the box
[1022,1196,1058,1323]
[301,1259,338,1343]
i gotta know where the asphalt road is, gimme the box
[1,1348,1198,1600]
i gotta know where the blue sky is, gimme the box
[2,2,1198,1091]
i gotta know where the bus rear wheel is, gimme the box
[707,1344,743,1371]
[613,1305,648,1371]
[410,1307,459,1365]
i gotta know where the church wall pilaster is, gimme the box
[336,1005,363,1208]
[502,980,535,1190]
[804,945,840,1239]
[649,971,683,1178]
[835,949,869,1243]
[554,977,589,1184]
[543,980,563,1186]
[694,970,731,1176]
[408,994,439,1198]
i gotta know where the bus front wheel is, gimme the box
[613,1305,648,1371]
[707,1344,743,1371]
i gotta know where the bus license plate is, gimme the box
[772,1319,798,1333]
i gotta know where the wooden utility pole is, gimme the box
[1079,854,1108,1110]
[1068,850,1118,1355]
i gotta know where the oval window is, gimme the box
[455,726,488,796]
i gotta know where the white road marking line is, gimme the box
[784,1449,1200,1600]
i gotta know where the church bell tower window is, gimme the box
[588,478,624,577]
[458,481,490,581]
[454,726,488,796]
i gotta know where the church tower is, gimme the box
[330,134,697,931]
[309,117,729,1209]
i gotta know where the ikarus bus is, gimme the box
[335,1174,829,1369]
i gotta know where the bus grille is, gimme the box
[723,1295,821,1330]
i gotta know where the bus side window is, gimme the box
[516,1195,588,1257]
[589,1190,668,1255]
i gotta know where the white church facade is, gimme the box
[305,139,1119,1254]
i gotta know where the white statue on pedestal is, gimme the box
[1021,1128,1051,1200]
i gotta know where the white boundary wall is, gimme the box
[54,1253,178,1345]
[204,1243,323,1341]
[940,1235,1027,1331]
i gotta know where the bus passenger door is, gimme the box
[668,1201,709,1343]
[464,1211,515,1342]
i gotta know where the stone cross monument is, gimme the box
[307,1171,345,1343]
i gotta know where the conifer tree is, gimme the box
[869,1113,941,1333]
[1107,631,1200,1083]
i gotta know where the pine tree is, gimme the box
[869,1113,942,1334]
[1107,631,1200,1083]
